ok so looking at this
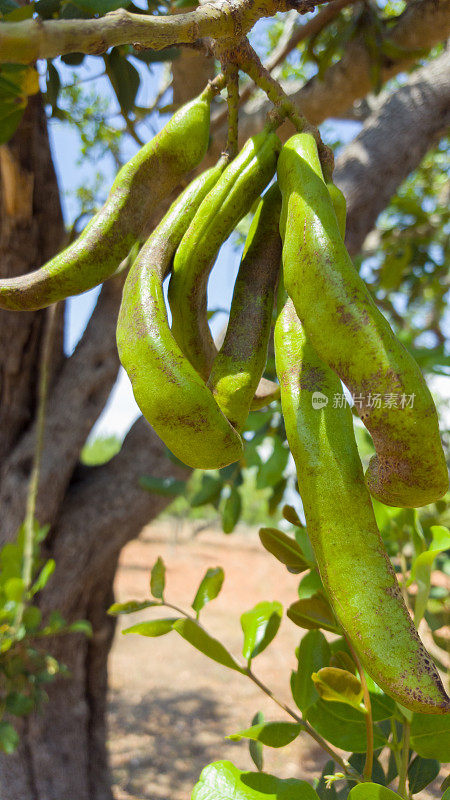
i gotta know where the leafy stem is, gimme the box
[397,718,411,798]
[346,640,373,781]
[14,304,58,631]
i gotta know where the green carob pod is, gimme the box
[278,132,448,508]
[207,184,282,430]
[169,128,281,381]
[275,297,450,714]
[117,161,243,470]
[0,89,213,310]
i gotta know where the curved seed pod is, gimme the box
[117,161,243,470]
[326,181,346,239]
[207,184,282,430]
[168,128,282,381]
[0,89,213,311]
[275,297,450,714]
[278,133,448,508]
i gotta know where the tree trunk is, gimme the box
[0,95,190,799]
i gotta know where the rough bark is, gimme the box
[335,50,450,255]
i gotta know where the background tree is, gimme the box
[0,0,449,797]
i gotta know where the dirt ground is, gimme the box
[108,520,446,800]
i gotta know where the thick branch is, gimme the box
[0,0,332,63]
[0,277,122,541]
[42,417,191,616]
[336,49,450,255]
[232,0,450,144]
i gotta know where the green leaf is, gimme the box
[282,505,303,527]
[228,721,302,748]
[441,775,450,792]
[46,62,60,110]
[407,756,439,794]
[241,601,282,662]
[30,558,55,595]
[0,0,19,15]
[5,577,25,603]
[348,753,386,786]
[329,650,356,674]
[291,630,330,713]
[297,570,324,600]
[192,567,224,615]
[249,711,264,772]
[191,474,223,507]
[22,605,42,632]
[107,48,140,113]
[410,712,450,761]
[123,618,177,637]
[0,721,19,754]
[6,691,34,716]
[442,792,450,800]
[150,556,165,599]
[311,668,363,709]
[306,700,388,753]
[108,600,161,616]
[69,620,92,636]
[268,477,287,516]
[256,439,289,489]
[348,785,401,799]
[139,474,186,497]
[287,596,339,633]
[172,619,243,673]
[222,486,242,534]
[409,524,450,626]
[133,46,181,63]
[259,528,310,573]
[73,0,130,13]
[192,760,320,800]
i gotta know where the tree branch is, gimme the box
[231,0,450,144]
[0,0,335,64]
[0,276,123,541]
[42,417,191,616]
[336,48,450,255]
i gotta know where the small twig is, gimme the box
[14,305,58,630]
[390,718,403,777]
[211,0,358,131]
[233,38,334,178]
[397,719,411,798]
[346,640,373,781]
[224,62,239,158]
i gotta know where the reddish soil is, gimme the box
[108,521,447,800]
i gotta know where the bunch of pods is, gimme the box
[2,89,449,715]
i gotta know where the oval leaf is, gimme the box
[139,475,186,497]
[192,760,320,800]
[108,600,160,616]
[192,567,224,615]
[259,528,310,573]
[172,618,243,673]
[222,486,242,534]
[150,556,165,599]
[298,570,324,600]
[249,711,264,772]
[312,668,363,709]
[123,618,177,637]
[410,712,450,761]
[407,755,439,794]
[306,700,388,753]
[287,596,339,633]
[228,721,302,748]
[291,629,330,714]
[349,786,401,799]
[241,601,283,662]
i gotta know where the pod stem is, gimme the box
[233,37,334,179]
[14,304,58,631]
[224,62,239,159]
[346,639,374,781]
